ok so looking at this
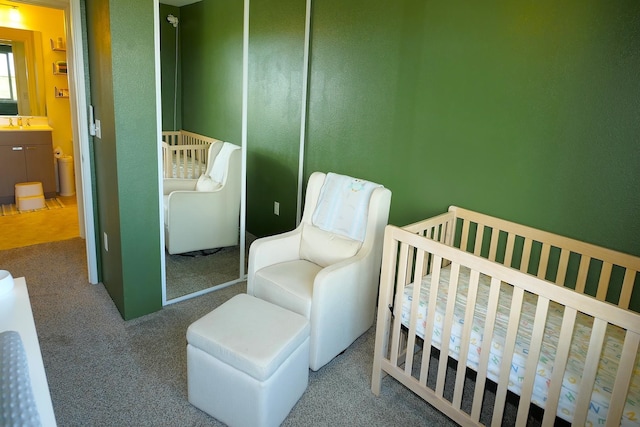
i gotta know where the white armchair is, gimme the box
[248,172,392,370]
[163,141,241,255]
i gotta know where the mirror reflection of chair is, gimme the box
[163,141,241,255]
[248,171,392,371]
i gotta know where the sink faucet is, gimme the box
[26,117,32,127]
[7,117,13,127]
[17,117,22,127]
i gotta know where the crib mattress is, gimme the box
[401,265,640,426]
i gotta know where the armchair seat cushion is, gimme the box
[253,260,322,318]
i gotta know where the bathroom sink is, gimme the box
[0,125,53,131]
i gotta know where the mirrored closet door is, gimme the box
[157,0,247,304]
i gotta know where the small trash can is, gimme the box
[58,155,75,197]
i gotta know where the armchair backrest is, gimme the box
[298,172,391,267]
[209,142,240,184]
[196,142,241,192]
[203,141,223,176]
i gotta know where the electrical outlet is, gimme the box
[274,201,280,216]
[103,232,109,252]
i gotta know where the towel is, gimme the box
[209,143,237,183]
[312,173,382,242]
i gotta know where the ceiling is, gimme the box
[161,0,201,6]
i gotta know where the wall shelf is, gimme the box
[53,61,67,75]
[55,87,69,98]
[50,38,66,52]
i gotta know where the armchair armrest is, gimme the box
[165,189,228,225]
[163,178,197,195]
[308,249,381,370]
[247,228,303,293]
[164,188,240,255]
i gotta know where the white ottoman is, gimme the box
[187,294,310,427]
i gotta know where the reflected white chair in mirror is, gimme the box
[248,171,392,371]
[163,141,241,255]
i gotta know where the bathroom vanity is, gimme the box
[0,127,56,204]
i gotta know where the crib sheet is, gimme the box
[401,265,640,425]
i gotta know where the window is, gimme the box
[0,46,17,101]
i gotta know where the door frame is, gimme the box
[30,0,98,283]
[155,0,249,306]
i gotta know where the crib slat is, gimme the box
[515,296,550,425]
[443,217,455,247]
[405,250,415,289]
[488,228,500,262]
[595,262,613,302]
[572,317,608,426]
[435,262,461,397]
[452,269,481,410]
[520,237,533,273]
[460,220,471,253]
[491,286,525,427]
[556,249,570,286]
[504,233,516,268]
[606,331,640,426]
[619,269,636,310]
[390,242,411,367]
[474,224,484,256]
[418,257,444,386]
[574,255,591,294]
[372,231,401,395]
[405,248,427,377]
[537,243,551,280]
[420,247,430,278]
[542,306,578,425]
[470,276,502,422]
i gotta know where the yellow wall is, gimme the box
[0,2,72,157]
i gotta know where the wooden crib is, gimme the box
[371,206,640,426]
[161,130,221,179]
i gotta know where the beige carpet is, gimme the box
[0,196,79,250]
[0,239,459,427]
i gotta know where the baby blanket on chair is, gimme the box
[312,172,381,242]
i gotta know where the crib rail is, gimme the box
[161,130,221,179]
[414,206,640,312]
[372,224,640,426]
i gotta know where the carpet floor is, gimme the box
[0,238,460,426]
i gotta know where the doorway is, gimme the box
[0,0,97,283]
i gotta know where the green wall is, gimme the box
[180,0,243,142]
[176,1,639,302]
[86,0,162,320]
[160,3,181,131]
[247,0,306,236]
[302,0,640,260]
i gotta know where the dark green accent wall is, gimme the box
[246,0,306,236]
[302,0,640,260]
[160,4,181,131]
[86,0,162,320]
[180,0,243,142]
[176,1,639,305]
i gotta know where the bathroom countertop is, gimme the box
[0,125,53,131]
